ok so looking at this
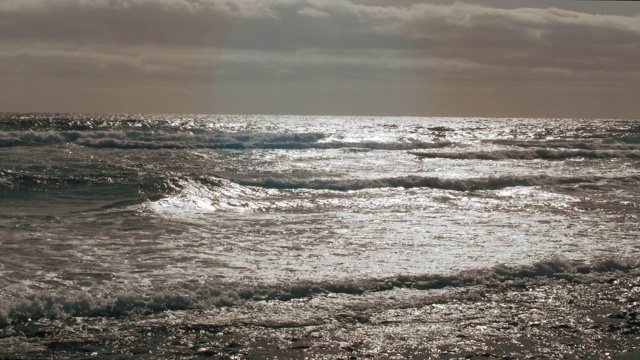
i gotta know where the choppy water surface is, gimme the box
[0,114,639,332]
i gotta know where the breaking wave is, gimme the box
[0,172,266,214]
[5,171,637,197]
[235,174,638,192]
[488,139,640,150]
[0,130,450,151]
[1,256,637,327]
[0,172,270,214]
[0,131,324,149]
[139,177,266,214]
[408,149,640,161]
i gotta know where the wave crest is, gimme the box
[1,256,637,327]
[0,130,451,151]
[489,138,640,150]
[409,149,640,161]
[236,174,617,192]
[140,177,264,214]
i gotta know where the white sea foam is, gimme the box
[0,255,637,327]
[141,177,264,215]
[0,130,452,150]
[2,114,639,338]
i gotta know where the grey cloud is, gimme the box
[0,0,284,18]
[4,1,639,41]
[3,41,635,90]
[0,44,418,83]
[297,6,330,18]
[1,0,639,74]
[390,3,640,74]
[2,0,640,116]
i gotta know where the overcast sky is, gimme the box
[1,0,639,118]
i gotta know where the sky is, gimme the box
[0,0,639,118]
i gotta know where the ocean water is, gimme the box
[1,114,639,355]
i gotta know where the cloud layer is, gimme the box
[1,0,639,116]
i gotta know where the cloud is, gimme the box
[1,0,639,99]
[1,0,638,70]
[1,0,639,116]
[297,6,329,18]
[0,0,287,18]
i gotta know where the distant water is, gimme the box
[1,113,639,326]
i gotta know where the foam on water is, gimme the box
[141,177,265,214]
[0,255,637,327]
[1,114,639,349]
[0,130,455,151]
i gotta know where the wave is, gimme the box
[0,132,79,147]
[1,256,637,327]
[488,139,640,150]
[408,149,640,161]
[235,174,633,192]
[0,113,214,132]
[0,171,246,207]
[0,131,324,149]
[5,170,639,202]
[139,177,266,214]
[0,170,146,194]
[0,130,451,151]
[611,136,640,144]
[0,172,270,214]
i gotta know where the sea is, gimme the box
[1,113,639,357]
